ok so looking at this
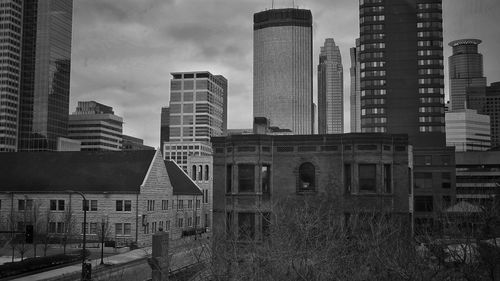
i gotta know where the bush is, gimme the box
[0,254,81,278]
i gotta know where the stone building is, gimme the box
[211,133,411,241]
[0,150,203,247]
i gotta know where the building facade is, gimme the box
[0,0,23,152]
[448,39,487,111]
[18,0,73,151]
[358,0,445,147]
[318,38,343,134]
[186,155,213,231]
[169,71,227,143]
[122,135,154,151]
[160,106,170,152]
[212,133,411,241]
[445,109,491,151]
[253,8,313,134]
[350,38,362,133]
[468,82,500,149]
[68,101,123,151]
[163,141,213,172]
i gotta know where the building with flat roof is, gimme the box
[318,38,343,134]
[253,8,313,134]
[68,101,123,151]
[445,109,491,151]
[163,141,212,172]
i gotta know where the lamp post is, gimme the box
[66,190,88,281]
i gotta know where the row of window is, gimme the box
[360,15,384,23]
[191,164,210,181]
[362,107,385,116]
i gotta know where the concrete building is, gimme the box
[68,101,123,151]
[359,0,445,147]
[448,39,487,111]
[318,38,343,134]
[0,0,23,152]
[168,71,227,143]
[445,109,491,151]
[350,38,362,133]
[455,151,500,206]
[186,155,213,231]
[17,1,73,152]
[122,135,154,151]
[253,8,313,134]
[212,132,411,241]
[163,141,213,172]
[468,82,500,149]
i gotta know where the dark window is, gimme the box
[384,164,392,193]
[238,212,255,240]
[299,163,315,191]
[441,172,451,188]
[414,196,433,212]
[50,200,57,211]
[357,144,378,151]
[262,164,271,194]
[237,146,256,152]
[198,165,203,180]
[359,164,377,192]
[344,164,351,194]
[414,172,433,189]
[238,164,255,192]
[116,200,123,211]
[192,165,197,180]
[83,200,98,211]
[204,165,209,181]
[226,165,232,193]
[18,200,25,211]
[58,200,65,211]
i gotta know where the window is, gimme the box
[178,200,184,210]
[188,200,193,209]
[204,165,209,181]
[83,200,97,211]
[205,214,209,227]
[116,200,132,212]
[178,218,184,228]
[198,165,203,181]
[226,165,232,193]
[359,164,377,192]
[238,212,255,240]
[384,164,392,193]
[187,217,192,227]
[166,220,171,231]
[192,165,196,180]
[414,196,433,212]
[162,200,168,210]
[50,200,65,211]
[344,164,352,194]
[49,222,56,233]
[261,164,271,194]
[147,200,155,211]
[238,164,255,192]
[299,163,315,191]
[196,199,201,209]
[442,172,451,188]
[50,200,57,211]
[58,200,65,211]
[152,222,157,233]
[57,222,65,234]
[115,223,123,235]
[414,172,433,189]
[195,216,200,226]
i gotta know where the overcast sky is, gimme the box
[70,0,500,147]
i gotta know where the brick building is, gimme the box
[211,133,412,241]
[0,150,204,247]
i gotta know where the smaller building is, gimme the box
[163,141,213,172]
[122,135,154,151]
[68,101,123,151]
[445,109,491,151]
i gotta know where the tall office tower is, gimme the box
[445,109,491,152]
[359,0,445,148]
[468,82,500,148]
[68,101,123,151]
[253,9,313,134]
[318,38,343,134]
[160,106,170,152]
[17,1,73,151]
[350,39,362,133]
[0,1,23,152]
[449,39,486,111]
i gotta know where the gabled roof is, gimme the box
[164,161,202,196]
[445,201,483,213]
[0,150,156,193]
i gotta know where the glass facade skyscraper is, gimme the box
[18,0,73,151]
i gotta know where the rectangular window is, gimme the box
[238,212,255,240]
[261,164,271,194]
[116,200,132,212]
[57,222,65,234]
[226,165,232,193]
[414,172,433,189]
[49,222,56,233]
[147,200,155,211]
[124,223,131,235]
[414,196,434,212]
[384,164,392,193]
[50,200,57,211]
[115,223,123,235]
[166,220,170,231]
[442,172,451,189]
[238,164,255,192]
[359,164,377,192]
[162,200,168,210]
[178,200,184,210]
[187,217,192,227]
[178,218,184,228]
[344,164,351,194]
[18,199,25,211]
[188,200,193,209]
[196,199,201,209]
[205,214,209,227]
[124,200,132,211]
[195,216,200,226]
[58,200,65,211]
[83,200,97,211]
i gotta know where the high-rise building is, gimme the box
[68,101,123,151]
[168,71,227,143]
[318,38,343,134]
[359,0,445,148]
[160,106,170,152]
[468,82,500,148]
[445,109,491,151]
[18,0,73,151]
[448,39,486,111]
[350,39,362,133]
[0,0,23,152]
[253,8,313,134]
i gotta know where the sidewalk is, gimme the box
[10,247,152,281]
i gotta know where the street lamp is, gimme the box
[66,190,89,281]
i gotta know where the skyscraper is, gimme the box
[318,38,343,134]
[160,106,170,152]
[448,39,486,111]
[468,82,500,148]
[0,0,23,152]
[359,0,445,148]
[445,109,491,151]
[350,39,362,133]
[18,0,73,151]
[253,8,313,134]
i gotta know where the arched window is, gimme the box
[204,165,209,181]
[198,165,203,181]
[192,165,197,180]
[299,162,315,191]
